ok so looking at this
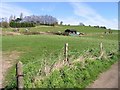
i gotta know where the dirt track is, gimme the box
[87,62,119,88]
[0,51,21,88]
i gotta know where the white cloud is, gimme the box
[65,2,118,30]
[0,3,32,20]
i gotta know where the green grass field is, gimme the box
[2,25,119,88]
[2,25,118,33]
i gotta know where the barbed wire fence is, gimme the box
[6,42,117,88]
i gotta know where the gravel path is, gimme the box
[87,61,119,88]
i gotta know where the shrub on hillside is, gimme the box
[0,22,9,28]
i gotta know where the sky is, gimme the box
[0,2,118,29]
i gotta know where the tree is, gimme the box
[68,24,70,26]
[54,22,58,26]
[15,18,22,22]
[79,22,85,26]
[60,21,63,25]
[94,26,99,28]
[0,17,9,28]
[13,15,16,20]
[9,15,13,22]
[0,21,9,28]
[16,22,21,27]
[22,15,58,26]
[20,12,23,20]
[100,26,106,29]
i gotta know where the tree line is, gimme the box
[0,13,108,29]
[0,13,58,28]
[93,26,106,29]
[9,22,35,28]
[23,15,58,26]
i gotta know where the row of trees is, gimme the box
[9,13,23,22]
[0,13,108,29]
[94,26,106,29]
[9,22,35,28]
[0,21,34,28]
[8,13,58,27]
[22,15,58,26]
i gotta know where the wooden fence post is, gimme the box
[64,43,68,64]
[100,42,103,53]
[16,61,24,89]
[99,42,104,59]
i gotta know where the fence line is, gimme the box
[23,47,64,68]
[15,42,106,88]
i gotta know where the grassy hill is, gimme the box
[2,25,118,34]
[2,25,119,88]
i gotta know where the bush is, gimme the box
[0,22,9,28]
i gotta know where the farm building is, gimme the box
[64,29,80,36]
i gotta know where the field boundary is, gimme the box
[12,42,117,88]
